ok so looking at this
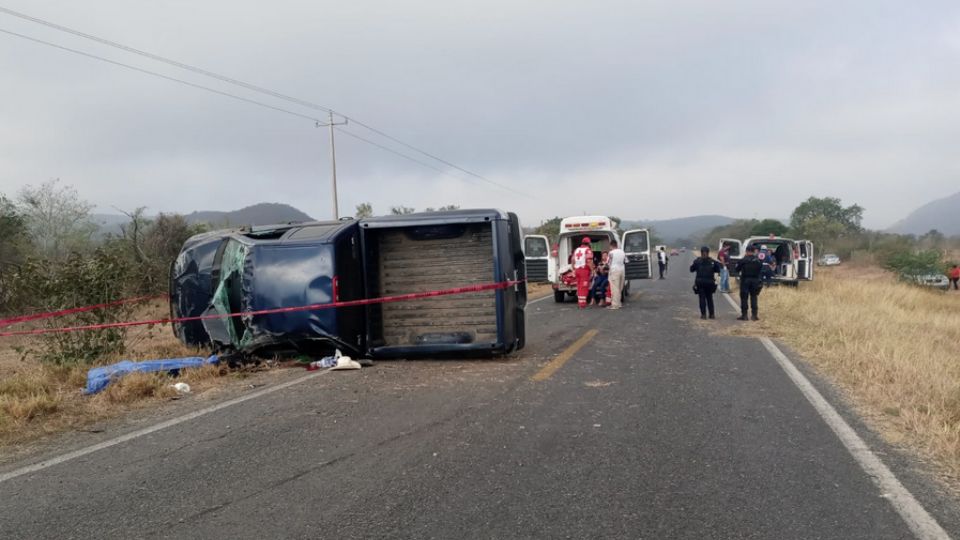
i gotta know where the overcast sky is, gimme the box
[1,0,958,229]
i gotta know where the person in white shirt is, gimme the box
[657,247,668,279]
[607,240,626,309]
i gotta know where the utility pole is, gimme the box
[317,112,348,219]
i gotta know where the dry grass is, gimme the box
[727,264,960,481]
[527,282,553,300]
[0,299,233,448]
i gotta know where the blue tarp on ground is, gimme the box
[84,355,219,395]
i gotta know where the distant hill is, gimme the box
[888,192,960,236]
[183,203,314,227]
[91,203,314,236]
[622,215,736,244]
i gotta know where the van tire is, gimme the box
[554,291,565,303]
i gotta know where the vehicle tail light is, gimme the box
[332,275,340,302]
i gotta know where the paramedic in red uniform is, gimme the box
[573,237,595,309]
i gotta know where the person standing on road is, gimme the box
[690,246,722,319]
[717,244,731,293]
[607,240,626,310]
[950,264,960,291]
[573,237,595,309]
[735,244,764,321]
[657,246,668,279]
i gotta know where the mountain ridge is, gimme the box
[888,191,960,236]
[621,215,737,244]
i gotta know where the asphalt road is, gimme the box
[1,257,958,539]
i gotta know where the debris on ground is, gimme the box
[84,355,218,395]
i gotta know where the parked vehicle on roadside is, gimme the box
[911,274,950,290]
[719,236,815,286]
[170,209,527,358]
[818,254,841,266]
[524,216,651,303]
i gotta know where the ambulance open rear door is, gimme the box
[798,240,814,281]
[622,229,652,280]
[718,238,742,274]
[523,235,554,283]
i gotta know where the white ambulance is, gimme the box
[525,216,652,302]
[718,235,814,285]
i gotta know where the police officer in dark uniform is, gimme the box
[690,246,722,319]
[735,244,764,321]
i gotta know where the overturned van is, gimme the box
[170,209,527,358]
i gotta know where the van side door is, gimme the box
[622,229,652,279]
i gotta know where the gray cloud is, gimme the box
[1,0,958,229]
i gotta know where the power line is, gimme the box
[0,5,531,198]
[0,26,511,189]
[0,27,322,123]
[0,5,335,116]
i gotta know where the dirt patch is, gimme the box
[527,282,552,300]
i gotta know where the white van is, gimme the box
[526,216,652,302]
[719,236,814,285]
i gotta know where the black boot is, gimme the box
[737,314,748,321]
[751,314,759,321]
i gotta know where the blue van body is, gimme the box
[170,209,526,358]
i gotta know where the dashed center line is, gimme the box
[531,328,598,381]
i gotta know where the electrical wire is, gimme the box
[0,5,531,197]
[0,26,510,188]
[0,27,322,123]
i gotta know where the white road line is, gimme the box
[721,291,740,313]
[528,294,552,305]
[0,370,331,485]
[720,292,949,538]
[759,338,950,540]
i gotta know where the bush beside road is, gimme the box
[0,300,228,448]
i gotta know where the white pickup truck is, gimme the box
[719,236,815,285]
[525,216,652,302]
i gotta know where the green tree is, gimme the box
[0,195,29,311]
[790,196,863,233]
[0,195,27,263]
[919,229,945,249]
[390,206,416,215]
[14,249,134,364]
[18,179,96,259]
[532,217,563,245]
[702,219,759,249]
[749,219,789,237]
[355,202,374,218]
[424,205,460,212]
[795,215,846,251]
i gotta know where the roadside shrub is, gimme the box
[13,249,135,365]
[883,249,944,280]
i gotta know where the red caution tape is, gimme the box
[0,294,167,329]
[0,280,524,338]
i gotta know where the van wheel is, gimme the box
[554,291,565,303]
